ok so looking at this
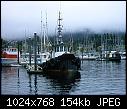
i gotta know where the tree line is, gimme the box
[1,31,126,53]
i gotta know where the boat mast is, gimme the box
[24,29,26,54]
[57,11,63,44]
[71,32,73,53]
[45,11,48,45]
[43,17,46,52]
[40,11,43,53]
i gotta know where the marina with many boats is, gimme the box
[2,11,82,78]
[1,2,126,95]
[1,13,126,72]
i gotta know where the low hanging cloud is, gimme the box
[1,1,126,40]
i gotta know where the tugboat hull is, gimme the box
[43,70,81,79]
[40,53,81,77]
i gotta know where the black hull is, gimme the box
[106,55,121,61]
[39,53,81,77]
[105,51,121,61]
[106,57,121,61]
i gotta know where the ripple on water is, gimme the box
[1,60,126,95]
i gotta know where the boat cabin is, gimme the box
[2,47,18,58]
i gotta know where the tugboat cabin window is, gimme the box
[64,46,67,51]
[44,55,46,58]
[55,47,56,52]
[63,46,65,51]
[60,46,63,51]
[91,54,94,56]
[57,47,59,52]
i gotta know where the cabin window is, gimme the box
[10,48,16,52]
[44,55,46,58]
[64,47,66,51]
[14,49,17,52]
[37,55,40,58]
[57,47,59,52]
[63,46,64,51]
[60,46,63,51]
[123,54,126,56]
[48,55,50,59]
[91,54,93,56]
[55,47,56,52]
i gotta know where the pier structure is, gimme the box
[27,32,43,74]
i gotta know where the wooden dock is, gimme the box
[26,64,43,74]
[27,69,43,74]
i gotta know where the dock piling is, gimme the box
[34,32,37,71]
[28,37,32,66]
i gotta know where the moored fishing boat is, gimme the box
[1,47,20,66]
[40,11,81,76]
[119,51,126,60]
[79,52,98,60]
[106,51,121,61]
[96,51,121,61]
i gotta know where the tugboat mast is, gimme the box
[57,11,63,44]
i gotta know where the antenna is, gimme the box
[57,11,63,44]
[60,1,61,12]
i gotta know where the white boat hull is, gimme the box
[2,58,17,64]
[1,58,20,66]
[79,55,97,60]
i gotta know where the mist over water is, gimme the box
[1,1,126,40]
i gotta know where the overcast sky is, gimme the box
[1,1,126,40]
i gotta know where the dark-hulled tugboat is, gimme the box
[40,11,81,78]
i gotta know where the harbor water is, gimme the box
[1,60,126,95]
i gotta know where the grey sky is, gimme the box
[1,1,126,40]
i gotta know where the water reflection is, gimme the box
[2,67,17,77]
[1,60,125,95]
[27,71,81,95]
[28,74,32,94]
[17,68,20,94]
[2,67,21,94]
[34,74,38,95]
[42,71,81,95]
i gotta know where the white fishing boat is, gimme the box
[20,52,50,65]
[20,11,51,67]
[79,52,98,60]
[119,51,126,60]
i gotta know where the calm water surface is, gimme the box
[1,60,126,95]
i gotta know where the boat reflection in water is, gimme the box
[28,71,81,95]
[2,66,80,95]
[46,71,80,95]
